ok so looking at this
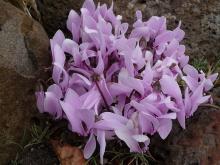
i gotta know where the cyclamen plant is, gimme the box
[36,0,218,164]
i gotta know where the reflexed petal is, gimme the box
[132,134,149,143]
[83,134,96,159]
[183,64,198,77]
[208,73,218,82]
[139,112,160,134]
[97,130,106,165]
[67,10,80,31]
[47,84,63,99]
[60,101,84,134]
[94,120,117,130]
[64,88,81,108]
[94,52,104,74]
[136,10,142,20]
[160,75,182,104]
[204,79,214,91]
[36,91,45,113]
[173,21,185,41]
[62,39,78,55]
[143,62,153,86]
[101,112,128,124]
[98,80,113,105]
[53,63,69,89]
[131,100,162,116]
[52,30,65,46]
[109,83,132,96]
[83,0,96,13]
[79,109,95,132]
[67,10,81,42]
[184,87,192,116]
[71,23,81,42]
[53,44,65,66]
[81,89,100,109]
[155,31,174,47]
[132,43,145,69]
[119,69,144,96]
[182,75,198,91]
[44,92,62,119]
[163,39,179,57]
[157,119,172,139]
[158,113,176,119]
[115,126,141,152]
[177,109,185,129]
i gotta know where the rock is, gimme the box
[36,0,220,61]
[213,87,220,106]
[36,0,84,37]
[3,0,41,21]
[0,0,49,163]
[150,108,220,165]
[112,0,220,62]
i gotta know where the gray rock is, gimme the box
[36,0,84,37]
[151,108,220,165]
[0,0,49,163]
[113,0,220,62]
[36,0,220,61]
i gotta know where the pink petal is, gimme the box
[36,91,45,113]
[109,83,132,97]
[94,52,104,74]
[173,21,185,41]
[60,101,84,134]
[119,69,144,96]
[132,134,149,143]
[82,0,96,13]
[98,79,113,105]
[67,10,81,32]
[131,100,162,116]
[53,44,65,66]
[52,30,65,46]
[79,109,95,132]
[97,130,106,165]
[158,113,177,119]
[143,62,153,86]
[177,109,186,129]
[83,134,96,159]
[44,92,62,119]
[64,88,81,108]
[208,73,218,82]
[157,119,172,139]
[160,75,182,104]
[47,84,63,99]
[115,126,141,152]
[183,64,198,78]
[62,39,78,55]
[101,112,128,124]
[81,89,100,109]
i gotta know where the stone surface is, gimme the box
[0,0,49,163]
[3,0,41,21]
[150,108,220,165]
[36,0,220,62]
[36,0,84,37]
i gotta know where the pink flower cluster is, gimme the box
[36,0,218,163]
